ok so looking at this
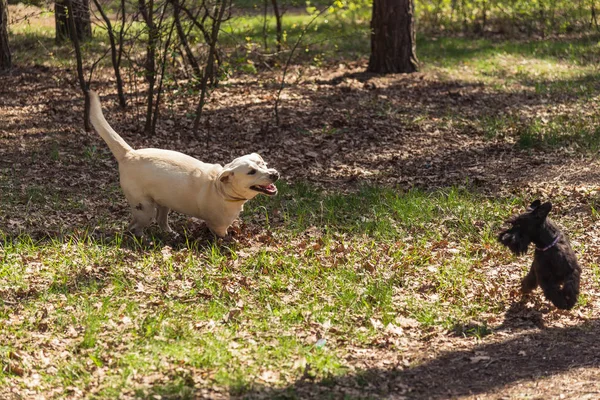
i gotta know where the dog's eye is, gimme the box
[248,169,257,175]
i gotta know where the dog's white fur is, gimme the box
[88,91,279,237]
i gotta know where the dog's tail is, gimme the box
[541,270,580,310]
[89,91,133,162]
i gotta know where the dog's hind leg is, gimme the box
[521,263,538,294]
[538,278,572,310]
[560,271,580,309]
[156,205,174,233]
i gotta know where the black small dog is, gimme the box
[498,200,581,310]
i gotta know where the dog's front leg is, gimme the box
[156,205,175,234]
[521,262,538,294]
[210,226,229,238]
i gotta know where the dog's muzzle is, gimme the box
[250,170,280,196]
[498,228,530,255]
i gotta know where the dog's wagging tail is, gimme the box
[88,90,280,237]
[89,91,133,162]
[498,200,581,310]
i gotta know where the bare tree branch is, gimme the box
[274,3,333,126]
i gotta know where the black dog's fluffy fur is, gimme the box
[498,200,581,310]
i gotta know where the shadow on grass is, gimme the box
[137,316,599,399]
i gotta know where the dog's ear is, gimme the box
[219,170,234,183]
[534,202,552,219]
[527,199,541,211]
[252,153,264,162]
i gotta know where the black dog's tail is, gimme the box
[541,271,580,310]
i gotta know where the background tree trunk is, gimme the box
[271,0,282,52]
[367,0,418,74]
[0,0,10,70]
[55,0,92,43]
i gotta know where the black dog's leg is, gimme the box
[561,271,580,309]
[521,263,538,294]
[538,278,570,310]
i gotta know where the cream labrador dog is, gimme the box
[88,91,279,237]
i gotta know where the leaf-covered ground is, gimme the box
[3,7,600,399]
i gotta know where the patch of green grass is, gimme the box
[1,183,530,396]
[419,34,600,68]
[478,112,600,150]
[246,182,510,241]
[462,108,600,151]
[232,0,334,10]
[588,263,600,287]
[9,6,371,68]
[517,114,600,150]
[220,9,370,64]
[9,22,110,67]
[419,35,600,97]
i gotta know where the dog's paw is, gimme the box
[217,235,237,246]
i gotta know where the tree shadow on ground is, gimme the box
[220,69,600,193]
[238,316,599,399]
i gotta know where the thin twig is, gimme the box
[273,2,334,126]
[151,19,176,133]
[86,46,111,86]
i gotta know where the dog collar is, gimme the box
[225,197,247,202]
[536,234,560,251]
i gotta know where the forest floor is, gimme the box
[3,6,600,400]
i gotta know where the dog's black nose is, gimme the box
[270,171,280,181]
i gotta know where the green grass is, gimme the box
[220,8,370,63]
[465,110,600,151]
[418,35,600,98]
[1,183,534,396]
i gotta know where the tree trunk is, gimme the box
[368,0,418,73]
[55,0,92,43]
[0,0,10,70]
[271,0,282,52]
[139,0,158,134]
